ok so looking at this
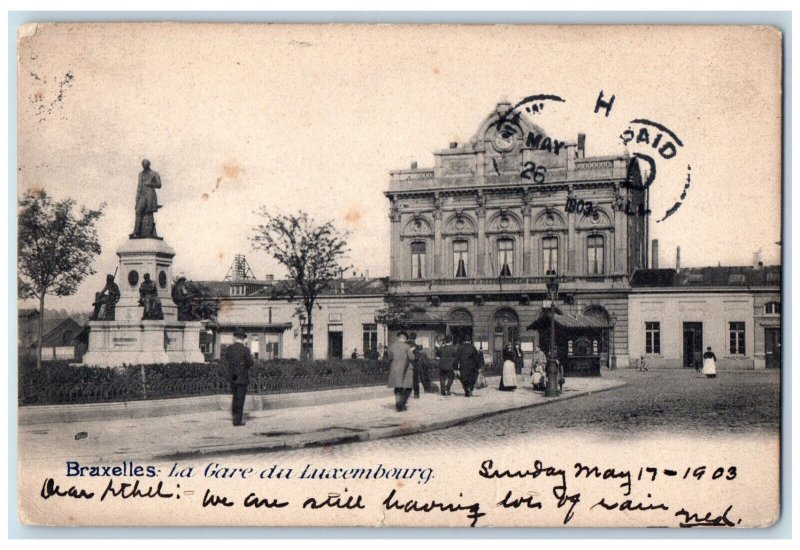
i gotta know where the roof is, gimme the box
[386,310,448,327]
[209,321,293,331]
[630,266,781,288]
[32,317,83,347]
[528,310,611,331]
[18,308,39,318]
[201,277,390,299]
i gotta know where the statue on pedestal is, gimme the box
[171,276,192,321]
[139,273,164,320]
[131,159,162,239]
[91,274,121,320]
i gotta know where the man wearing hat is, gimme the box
[408,332,422,399]
[387,331,415,412]
[224,329,254,426]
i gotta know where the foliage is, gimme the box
[18,190,104,369]
[173,278,220,321]
[19,357,390,405]
[375,291,426,324]
[251,210,350,359]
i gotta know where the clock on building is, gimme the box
[492,124,518,153]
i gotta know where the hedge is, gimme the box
[18,356,392,406]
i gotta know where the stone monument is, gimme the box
[81,160,206,366]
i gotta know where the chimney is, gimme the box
[410,161,418,169]
[364,269,370,278]
[676,246,681,272]
[753,249,762,269]
[651,239,659,269]
[577,133,586,158]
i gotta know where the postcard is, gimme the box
[16,22,782,528]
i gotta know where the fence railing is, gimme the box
[18,359,392,406]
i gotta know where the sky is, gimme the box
[17,23,782,313]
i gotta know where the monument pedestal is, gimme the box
[82,320,205,366]
[81,237,206,366]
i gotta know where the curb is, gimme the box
[19,384,389,425]
[154,379,627,460]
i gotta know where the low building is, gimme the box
[628,266,781,369]
[203,277,389,361]
[29,317,84,360]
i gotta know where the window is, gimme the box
[543,236,558,274]
[729,322,745,355]
[411,241,426,279]
[497,238,514,276]
[587,235,605,275]
[453,240,468,278]
[645,322,661,354]
[765,302,781,315]
[362,323,378,356]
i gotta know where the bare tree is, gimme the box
[18,190,105,369]
[251,210,350,360]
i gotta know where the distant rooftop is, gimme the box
[199,277,390,299]
[630,265,781,288]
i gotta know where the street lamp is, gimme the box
[545,270,561,397]
[609,313,617,370]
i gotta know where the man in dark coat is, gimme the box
[224,329,254,426]
[408,332,422,399]
[436,334,457,396]
[455,336,482,397]
[387,331,415,411]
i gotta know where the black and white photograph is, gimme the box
[14,21,783,528]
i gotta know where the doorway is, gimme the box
[765,328,781,368]
[328,330,343,359]
[493,308,519,367]
[450,325,473,345]
[683,322,703,369]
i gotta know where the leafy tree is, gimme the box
[374,290,426,325]
[172,278,220,321]
[251,210,350,360]
[18,190,105,369]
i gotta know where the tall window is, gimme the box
[645,322,661,354]
[362,323,378,356]
[543,236,558,274]
[453,240,468,278]
[587,235,605,275]
[497,238,514,277]
[411,241,426,279]
[729,322,746,355]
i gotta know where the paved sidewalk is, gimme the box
[19,376,625,464]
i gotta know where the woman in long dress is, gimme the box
[499,345,518,391]
[702,346,717,378]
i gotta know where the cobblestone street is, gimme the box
[230,369,781,460]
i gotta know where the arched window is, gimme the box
[453,240,468,278]
[410,241,426,279]
[587,235,605,275]
[765,302,781,315]
[542,236,558,275]
[497,238,514,277]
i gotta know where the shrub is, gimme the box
[19,357,389,405]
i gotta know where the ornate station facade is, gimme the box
[385,101,650,371]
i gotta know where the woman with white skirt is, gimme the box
[702,346,717,378]
[499,345,518,391]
